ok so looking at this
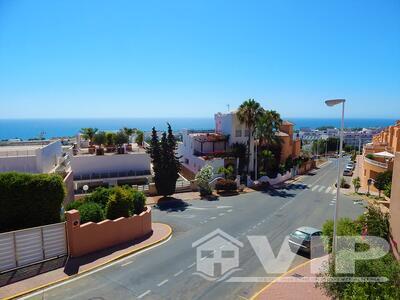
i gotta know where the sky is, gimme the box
[0,0,399,119]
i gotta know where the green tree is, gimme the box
[135,130,144,145]
[352,177,361,193]
[106,132,116,146]
[80,128,98,145]
[105,187,131,219]
[260,149,275,177]
[93,131,107,146]
[236,99,264,174]
[256,110,282,146]
[231,142,247,175]
[122,127,135,137]
[374,171,393,198]
[196,165,214,196]
[147,124,181,197]
[114,130,129,147]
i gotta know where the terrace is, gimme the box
[191,133,229,157]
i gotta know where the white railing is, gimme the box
[0,150,36,157]
[364,157,388,169]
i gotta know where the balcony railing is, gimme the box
[364,157,388,169]
[73,170,151,181]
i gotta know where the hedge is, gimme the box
[105,187,132,219]
[78,202,104,224]
[0,172,66,233]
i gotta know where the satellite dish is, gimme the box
[83,185,89,192]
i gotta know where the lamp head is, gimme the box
[325,99,345,107]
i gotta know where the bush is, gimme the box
[374,171,392,198]
[105,187,132,219]
[366,153,374,159]
[78,202,104,224]
[131,190,146,215]
[0,172,66,232]
[384,182,391,198]
[86,187,114,208]
[352,177,361,193]
[196,165,214,196]
[321,218,359,253]
[215,179,237,192]
[65,200,84,211]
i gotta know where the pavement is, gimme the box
[8,157,366,300]
[0,223,172,300]
[251,256,330,300]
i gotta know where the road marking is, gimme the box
[318,186,325,192]
[329,203,335,206]
[307,184,313,188]
[227,209,233,212]
[210,216,216,220]
[157,279,168,287]
[258,222,262,226]
[187,263,196,269]
[121,261,133,267]
[311,185,319,191]
[325,187,331,193]
[174,270,184,277]
[332,189,336,195]
[137,290,151,299]
[253,225,257,229]
[219,213,225,216]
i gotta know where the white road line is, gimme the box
[137,290,151,299]
[157,279,169,287]
[329,203,335,206]
[187,263,196,269]
[121,261,133,267]
[258,222,262,226]
[325,187,331,193]
[307,184,313,188]
[318,186,325,192]
[174,270,184,277]
[227,209,233,212]
[218,213,225,216]
[312,185,319,191]
[332,189,337,195]
[210,216,216,220]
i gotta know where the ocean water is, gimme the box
[0,118,397,140]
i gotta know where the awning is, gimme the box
[373,151,395,158]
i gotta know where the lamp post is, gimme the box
[325,99,345,257]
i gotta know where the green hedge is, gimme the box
[79,202,104,223]
[0,172,66,233]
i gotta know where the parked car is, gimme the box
[346,162,355,170]
[343,168,353,176]
[288,227,323,254]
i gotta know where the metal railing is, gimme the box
[73,170,151,181]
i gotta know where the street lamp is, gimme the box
[325,98,345,257]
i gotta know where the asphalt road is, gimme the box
[23,158,365,300]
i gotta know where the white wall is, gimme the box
[36,141,63,173]
[71,153,151,176]
[0,155,38,173]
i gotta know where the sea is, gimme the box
[0,118,397,140]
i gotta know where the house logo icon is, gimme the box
[192,229,243,281]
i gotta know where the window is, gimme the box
[235,129,242,137]
[244,129,250,137]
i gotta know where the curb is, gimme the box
[4,223,172,300]
[250,259,314,300]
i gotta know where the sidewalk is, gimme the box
[0,223,172,300]
[251,256,330,300]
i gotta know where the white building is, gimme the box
[0,140,70,174]
[71,148,151,191]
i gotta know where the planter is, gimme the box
[117,147,125,154]
[106,146,116,153]
[96,148,105,155]
[88,147,95,154]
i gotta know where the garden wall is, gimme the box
[65,206,152,257]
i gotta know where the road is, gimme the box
[23,158,365,300]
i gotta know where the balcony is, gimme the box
[364,157,388,169]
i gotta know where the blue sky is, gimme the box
[0,0,399,119]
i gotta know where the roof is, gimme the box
[295,226,321,234]
[192,228,243,248]
[282,120,294,126]
[374,151,395,158]
[275,131,289,137]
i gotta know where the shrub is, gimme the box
[384,182,391,198]
[366,154,374,159]
[65,200,84,211]
[196,165,214,196]
[78,202,104,224]
[86,187,114,208]
[352,177,361,193]
[321,218,359,253]
[105,187,132,219]
[215,179,237,192]
[0,172,65,232]
[131,190,146,215]
[374,171,392,198]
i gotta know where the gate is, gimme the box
[0,222,68,273]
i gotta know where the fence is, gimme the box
[0,222,67,273]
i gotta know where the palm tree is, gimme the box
[261,149,275,177]
[80,127,98,145]
[122,127,135,137]
[256,110,282,146]
[236,99,264,174]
